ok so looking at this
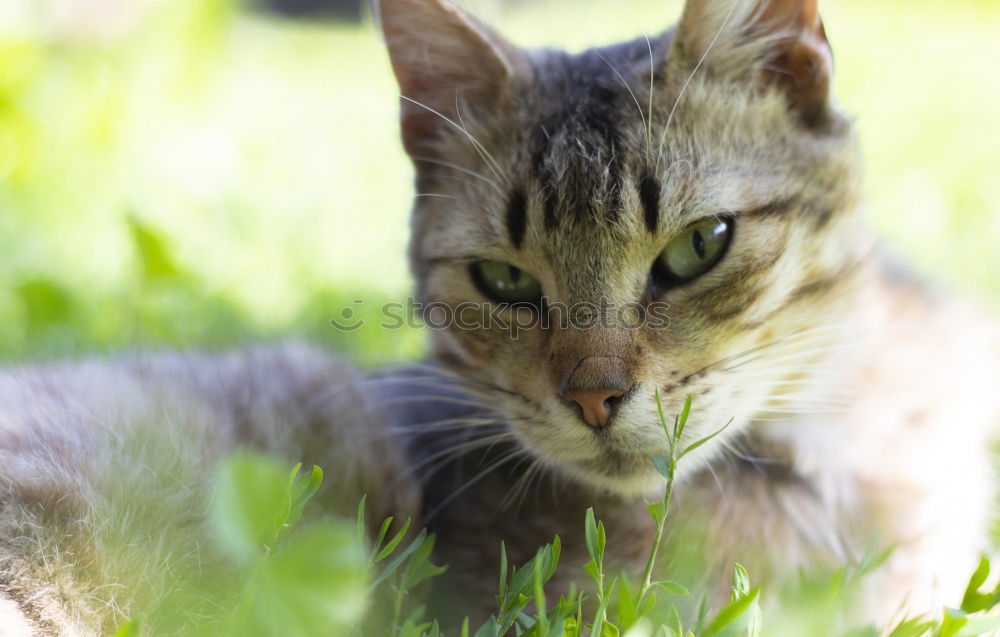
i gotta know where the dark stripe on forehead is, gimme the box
[639,176,660,233]
[506,189,528,248]
[531,137,559,231]
[574,82,623,224]
[529,50,629,230]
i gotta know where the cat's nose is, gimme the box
[559,355,633,428]
[563,388,627,428]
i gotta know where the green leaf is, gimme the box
[533,547,550,636]
[584,560,602,589]
[654,581,689,596]
[397,606,431,637]
[939,608,968,637]
[278,464,323,543]
[693,595,709,633]
[647,501,667,524]
[17,278,74,325]
[289,464,322,508]
[596,522,606,564]
[249,521,366,635]
[550,536,562,578]
[668,604,683,637]
[650,455,672,480]
[678,419,732,462]
[886,616,934,637]
[403,532,448,590]
[356,495,367,542]
[129,216,183,280]
[508,538,560,600]
[474,618,501,637]
[731,563,750,600]
[499,541,509,602]
[374,517,412,563]
[853,542,897,578]
[585,508,598,563]
[616,575,637,630]
[369,528,429,592]
[701,587,760,637]
[112,618,139,637]
[654,389,669,436]
[961,556,993,612]
[675,394,692,442]
[564,615,581,637]
[212,453,290,559]
[371,516,394,558]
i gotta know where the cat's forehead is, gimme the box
[500,42,839,237]
[505,38,672,239]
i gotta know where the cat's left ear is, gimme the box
[376,0,530,155]
[673,0,833,127]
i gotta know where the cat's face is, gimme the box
[380,0,873,495]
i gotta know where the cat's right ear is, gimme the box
[672,0,833,127]
[375,0,530,156]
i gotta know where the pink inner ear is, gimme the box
[755,0,833,127]
[377,0,529,158]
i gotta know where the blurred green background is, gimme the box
[1,0,998,364]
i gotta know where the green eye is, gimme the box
[654,218,733,285]
[469,261,543,305]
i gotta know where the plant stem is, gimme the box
[391,580,405,635]
[637,464,674,608]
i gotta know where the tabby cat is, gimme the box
[1,0,998,633]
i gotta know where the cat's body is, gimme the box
[2,0,999,633]
[0,345,419,634]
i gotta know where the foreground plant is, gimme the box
[111,401,1000,636]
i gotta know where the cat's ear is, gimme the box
[376,0,530,154]
[673,0,832,126]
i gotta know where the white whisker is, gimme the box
[656,0,741,173]
[408,155,503,194]
[400,94,505,184]
[423,447,529,521]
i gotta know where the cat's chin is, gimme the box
[561,454,667,499]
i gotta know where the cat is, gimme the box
[378,0,1000,626]
[2,0,998,633]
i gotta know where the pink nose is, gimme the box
[563,388,626,428]
[560,355,633,428]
